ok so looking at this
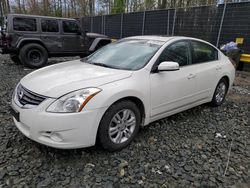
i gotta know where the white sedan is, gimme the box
[11,36,235,151]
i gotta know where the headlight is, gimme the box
[46,88,101,113]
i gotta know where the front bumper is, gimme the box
[11,98,108,149]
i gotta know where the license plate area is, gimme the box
[10,106,20,122]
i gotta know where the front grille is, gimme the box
[16,84,47,106]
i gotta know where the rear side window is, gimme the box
[13,17,37,31]
[62,21,79,33]
[159,41,190,66]
[191,41,218,64]
[41,19,59,32]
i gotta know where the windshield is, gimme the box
[82,39,163,70]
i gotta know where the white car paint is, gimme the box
[11,36,235,149]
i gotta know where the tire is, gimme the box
[210,78,229,107]
[98,100,141,152]
[19,43,48,68]
[10,54,21,64]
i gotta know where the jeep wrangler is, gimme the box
[0,14,111,68]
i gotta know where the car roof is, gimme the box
[125,36,218,48]
[126,35,174,42]
[7,14,76,21]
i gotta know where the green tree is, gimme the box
[111,0,125,14]
[145,0,155,10]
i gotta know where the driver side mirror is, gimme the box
[158,61,180,71]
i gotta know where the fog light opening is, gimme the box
[40,131,63,142]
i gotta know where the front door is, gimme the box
[61,20,85,53]
[150,41,197,118]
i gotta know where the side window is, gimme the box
[62,21,79,33]
[41,19,59,32]
[191,41,218,64]
[159,41,190,66]
[13,17,37,31]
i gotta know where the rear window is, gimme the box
[62,21,79,33]
[41,19,59,32]
[13,17,37,31]
[191,41,218,64]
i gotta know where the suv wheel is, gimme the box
[10,54,21,64]
[98,100,141,152]
[19,43,48,68]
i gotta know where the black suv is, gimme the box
[0,14,111,68]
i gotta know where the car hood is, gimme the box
[20,60,133,98]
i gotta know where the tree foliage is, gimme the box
[111,0,125,14]
[0,0,229,17]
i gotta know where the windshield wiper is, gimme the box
[82,60,125,70]
[91,62,117,69]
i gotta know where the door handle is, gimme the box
[187,73,196,79]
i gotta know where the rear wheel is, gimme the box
[210,78,229,106]
[98,100,141,152]
[10,54,21,64]
[19,43,48,68]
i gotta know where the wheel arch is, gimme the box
[17,39,48,53]
[221,75,230,87]
[88,38,112,52]
[109,96,146,126]
[95,95,146,147]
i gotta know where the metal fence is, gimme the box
[81,2,250,52]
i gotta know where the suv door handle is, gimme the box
[187,74,196,79]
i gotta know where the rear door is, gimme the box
[40,19,63,53]
[189,40,221,99]
[61,20,85,53]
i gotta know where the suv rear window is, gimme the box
[13,17,37,31]
[62,21,79,33]
[41,19,59,32]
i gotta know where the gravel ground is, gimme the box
[0,54,249,188]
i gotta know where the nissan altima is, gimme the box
[11,36,235,151]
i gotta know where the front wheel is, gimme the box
[210,78,229,106]
[98,100,141,152]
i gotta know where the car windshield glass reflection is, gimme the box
[82,39,163,70]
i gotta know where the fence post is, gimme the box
[101,15,104,34]
[216,3,227,47]
[167,9,170,36]
[120,13,124,38]
[91,16,93,32]
[172,9,177,36]
[142,11,146,35]
[103,15,106,35]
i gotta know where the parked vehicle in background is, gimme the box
[11,36,235,151]
[0,14,111,68]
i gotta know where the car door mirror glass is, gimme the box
[158,61,180,71]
